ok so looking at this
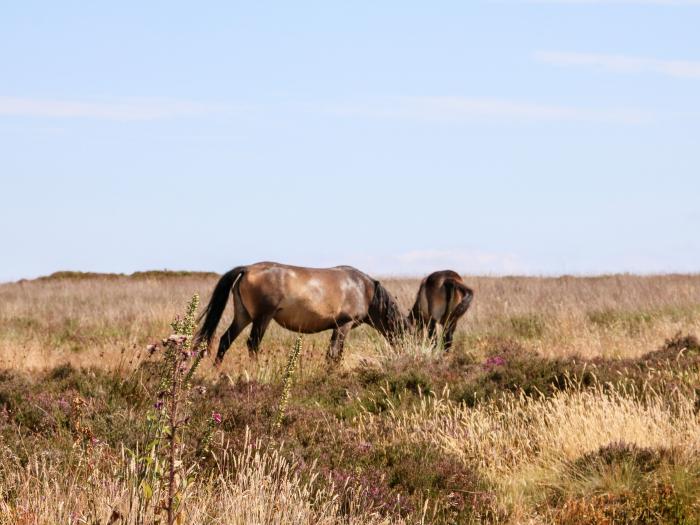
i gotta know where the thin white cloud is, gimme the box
[336,250,528,276]
[395,249,525,275]
[327,96,651,124]
[536,51,700,78]
[0,96,228,120]
[519,0,700,4]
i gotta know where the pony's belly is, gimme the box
[273,308,343,333]
[273,295,358,333]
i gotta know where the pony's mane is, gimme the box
[368,281,405,338]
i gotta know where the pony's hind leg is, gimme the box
[215,315,251,365]
[215,286,252,365]
[442,324,457,351]
[246,314,273,358]
[441,284,474,352]
[326,322,353,364]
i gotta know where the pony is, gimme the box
[408,270,473,350]
[193,262,406,364]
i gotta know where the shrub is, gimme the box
[551,442,699,525]
[572,441,677,477]
[508,314,546,339]
[587,309,656,335]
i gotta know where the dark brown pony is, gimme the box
[193,262,405,364]
[408,270,473,350]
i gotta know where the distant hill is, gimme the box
[33,270,220,281]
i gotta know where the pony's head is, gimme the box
[368,281,408,343]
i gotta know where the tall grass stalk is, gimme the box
[132,294,209,525]
[274,334,302,430]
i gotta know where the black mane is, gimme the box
[368,280,406,341]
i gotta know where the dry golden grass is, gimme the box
[350,386,699,520]
[1,272,700,524]
[0,433,413,525]
[2,273,700,372]
[359,385,700,503]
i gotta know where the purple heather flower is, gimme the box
[154,400,164,410]
[166,334,187,345]
[484,356,506,368]
[357,441,373,452]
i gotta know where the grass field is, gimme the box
[1,271,700,524]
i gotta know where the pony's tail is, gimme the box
[193,266,245,348]
[444,279,474,325]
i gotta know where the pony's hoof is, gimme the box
[325,356,341,368]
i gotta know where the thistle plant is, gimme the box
[274,334,303,430]
[132,293,217,525]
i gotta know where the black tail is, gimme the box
[193,267,245,348]
[444,279,474,327]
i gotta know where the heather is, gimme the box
[1,273,700,523]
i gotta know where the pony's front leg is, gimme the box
[326,322,353,364]
[427,319,437,340]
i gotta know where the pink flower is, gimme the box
[483,356,506,369]
[211,412,222,424]
[357,441,373,452]
[165,334,187,345]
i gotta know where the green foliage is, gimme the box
[552,442,700,525]
[508,314,546,339]
[588,308,656,335]
[571,441,677,477]
[387,369,433,396]
[129,293,213,525]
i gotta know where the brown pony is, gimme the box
[194,262,405,364]
[408,270,474,350]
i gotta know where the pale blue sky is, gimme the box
[1,1,699,281]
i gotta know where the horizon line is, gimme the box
[3,268,700,285]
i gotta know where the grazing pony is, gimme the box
[408,270,474,350]
[193,262,406,364]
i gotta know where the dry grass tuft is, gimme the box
[1,272,700,523]
[0,433,411,525]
